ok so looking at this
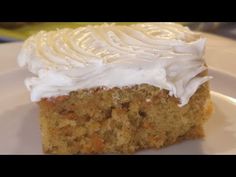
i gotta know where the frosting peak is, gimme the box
[18,23,212,106]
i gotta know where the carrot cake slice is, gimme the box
[17,23,213,154]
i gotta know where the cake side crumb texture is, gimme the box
[39,82,212,154]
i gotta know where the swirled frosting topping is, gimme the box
[18,23,212,106]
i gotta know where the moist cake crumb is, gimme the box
[39,83,212,154]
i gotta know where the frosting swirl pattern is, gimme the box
[18,23,212,106]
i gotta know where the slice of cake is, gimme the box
[18,23,213,154]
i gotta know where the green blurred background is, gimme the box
[0,22,235,43]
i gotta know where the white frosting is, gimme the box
[17,22,212,106]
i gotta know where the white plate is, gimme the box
[1,33,236,155]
